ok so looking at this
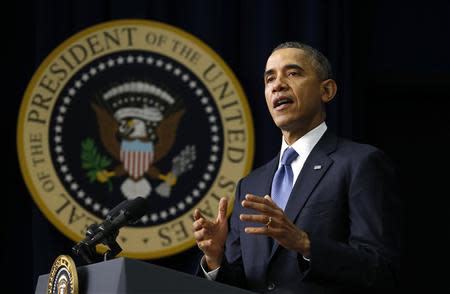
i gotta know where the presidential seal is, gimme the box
[17,20,254,258]
[48,255,78,294]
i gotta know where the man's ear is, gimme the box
[320,79,337,103]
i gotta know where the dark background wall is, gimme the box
[3,0,449,292]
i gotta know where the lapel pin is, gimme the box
[313,165,322,170]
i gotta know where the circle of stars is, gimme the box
[52,53,222,223]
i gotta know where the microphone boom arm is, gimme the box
[71,197,147,264]
[72,221,123,263]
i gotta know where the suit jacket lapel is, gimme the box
[243,155,279,274]
[269,131,337,259]
[261,156,279,198]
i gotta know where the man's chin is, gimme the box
[272,117,295,130]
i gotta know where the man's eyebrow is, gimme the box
[284,64,304,72]
[264,68,274,79]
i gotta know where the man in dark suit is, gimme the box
[193,41,402,293]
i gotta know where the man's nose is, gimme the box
[272,76,288,92]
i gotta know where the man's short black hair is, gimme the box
[273,42,334,80]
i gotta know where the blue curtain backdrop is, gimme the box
[4,0,450,292]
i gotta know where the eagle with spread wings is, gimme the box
[91,101,185,199]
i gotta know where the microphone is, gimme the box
[72,197,147,263]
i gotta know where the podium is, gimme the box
[35,257,254,293]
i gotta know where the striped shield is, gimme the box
[120,140,154,180]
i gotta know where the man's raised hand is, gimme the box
[193,197,229,270]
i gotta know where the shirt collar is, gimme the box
[280,122,328,163]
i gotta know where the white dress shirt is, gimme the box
[201,122,328,279]
[279,122,327,185]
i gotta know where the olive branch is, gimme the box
[81,138,113,191]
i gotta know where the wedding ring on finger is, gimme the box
[265,216,272,227]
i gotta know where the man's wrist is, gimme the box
[295,230,311,257]
[200,256,220,280]
[205,255,222,271]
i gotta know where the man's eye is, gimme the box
[288,71,299,77]
[266,77,274,83]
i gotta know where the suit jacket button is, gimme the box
[267,282,276,291]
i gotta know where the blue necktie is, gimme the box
[270,147,299,210]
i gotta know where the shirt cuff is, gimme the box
[200,256,220,280]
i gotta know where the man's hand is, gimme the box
[240,194,310,257]
[193,197,229,270]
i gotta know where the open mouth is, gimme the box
[273,96,293,109]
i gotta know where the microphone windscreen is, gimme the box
[106,199,129,219]
[125,197,148,222]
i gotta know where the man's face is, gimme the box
[264,48,326,134]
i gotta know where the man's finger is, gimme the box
[194,208,203,220]
[244,226,270,235]
[198,239,213,249]
[239,213,268,223]
[242,199,273,214]
[263,195,279,209]
[193,218,205,231]
[193,218,213,231]
[245,194,266,203]
[194,228,206,241]
[217,197,228,222]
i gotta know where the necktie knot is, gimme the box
[280,147,298,166]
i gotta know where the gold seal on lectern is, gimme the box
[47,255,78,294]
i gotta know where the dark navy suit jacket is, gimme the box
[215,131,402,293]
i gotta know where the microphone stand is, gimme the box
[71,197,147,264]
[72,223,123,264]
[102,230,122,261]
